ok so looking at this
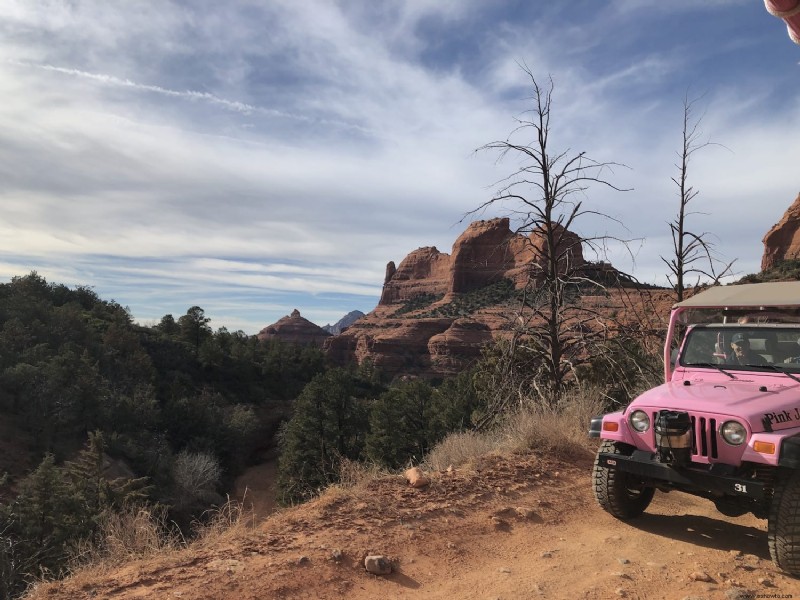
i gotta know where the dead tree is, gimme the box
[472,66,629,407]
[662,94,734,302]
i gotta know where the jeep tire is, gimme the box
[768,468,800,576]
[593,440,655,519]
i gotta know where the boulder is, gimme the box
[404,467,430,488]
[364,555,393,575]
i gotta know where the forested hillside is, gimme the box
[0,272,327,598]
[0,273,492,599]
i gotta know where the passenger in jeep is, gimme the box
[729,332,767,365]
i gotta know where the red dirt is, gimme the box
[233,457,279,519]
[27,451,800,600]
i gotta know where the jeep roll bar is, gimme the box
[663,282,800,382]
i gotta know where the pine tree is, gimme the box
[276,369,368,504]
[64,431,149,535]
[11,454,78,574]
[366,379,435,469]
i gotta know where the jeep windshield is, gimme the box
[680,325,800,373]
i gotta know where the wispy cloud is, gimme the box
[0,1,797,333]
[15,60,260,114]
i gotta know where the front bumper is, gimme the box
[597,451,766,500]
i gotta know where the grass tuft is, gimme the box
[423,385,604,472]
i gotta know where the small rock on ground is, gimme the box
[688,571,714,583]
[364,555,392,575]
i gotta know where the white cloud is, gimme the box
[0,1,797,332]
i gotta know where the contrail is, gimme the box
[8,59,375,133]
[10,59,266,115]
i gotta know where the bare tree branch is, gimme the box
[662,93,735,301]
[470,66,631,407]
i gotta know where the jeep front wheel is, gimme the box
[768,468,800,576]
[593,440,655,520]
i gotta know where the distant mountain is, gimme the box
[322,310,365,335]
[257,309,332,346]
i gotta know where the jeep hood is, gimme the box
[631,379,800,433]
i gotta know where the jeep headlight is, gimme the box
[720,421,747,446]
[629,410,650,433]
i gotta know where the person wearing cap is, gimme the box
[729,332,767,365]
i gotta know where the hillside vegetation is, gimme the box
[0,272,327,598]
[0,268,670,599]
[0,273,552,599]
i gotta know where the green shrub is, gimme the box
[391,293,443,316]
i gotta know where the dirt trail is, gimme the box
[233,457,279,519]
[29,452,800,600]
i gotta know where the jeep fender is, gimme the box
[777,430,800,469]
[738,428,800,468]
[591,411,638,446]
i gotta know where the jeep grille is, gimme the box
[652,412,718,459]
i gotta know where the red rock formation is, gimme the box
[448,218,519,294]
[379,247,451,305]
[762,192,800,271]
[361,318,453,372]
[428,319,494,374]
[378,218,590,310]
[328,218,600,376]
[256,309,331,346]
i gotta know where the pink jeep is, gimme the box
[591,282,800,575]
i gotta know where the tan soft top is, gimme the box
[674,282,800,309]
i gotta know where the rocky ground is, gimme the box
[28,451,800,600]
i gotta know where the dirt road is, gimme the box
[29,452,800,600]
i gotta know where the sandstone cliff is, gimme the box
[378,246,451,304]
[326,218,611,376]
[378,218,585,306]
[762,192,800,271]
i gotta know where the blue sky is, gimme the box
[1,1,798,334]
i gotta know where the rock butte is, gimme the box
[325,217,650,377]
[256,309,331,347]
[258,194,800,377]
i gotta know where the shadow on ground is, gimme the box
[626,512,769,559]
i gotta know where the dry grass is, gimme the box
[497,386,605,456]
[313,458,392,508]
[422,430,503,472]
[192,497,257,548]
[422,385,605,473]
[30,504,186,598]
[64,498,255,581]
[336,457,388,490]
[70,505,182,570]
